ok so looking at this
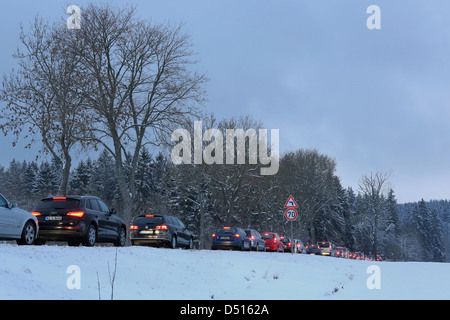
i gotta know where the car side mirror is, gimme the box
[9,202,16,209]
[109,208,117,215]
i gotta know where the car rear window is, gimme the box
[36,198,80,210]
[133,215,164,225]
[216,228,237,234]
[262,233,274,239]
[318,242,331,247]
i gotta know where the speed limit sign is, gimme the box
[284,208,298,221]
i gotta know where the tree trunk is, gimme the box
[59,154,72,196]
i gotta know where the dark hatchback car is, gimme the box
[211,227,251,251]
[244,229,266,251]
[32,196,126,247]
[130,214,195,249]
[306,243,322,255]
[280,236,294,253]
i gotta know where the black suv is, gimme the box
[33,196,126,247]
[130,214,195,249]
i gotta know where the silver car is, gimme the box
[0,193,38,245]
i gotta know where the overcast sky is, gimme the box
[1,0,450,203]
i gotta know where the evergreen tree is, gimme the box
[69,159,93,195]
[342,187,357,250]
[383,189,402,260]
[22,161,39,197]
[36,162,59,198]
[429,209,446,262]
[3,160,25,200]
[0,165,5,192]
[91,150,119,207]
[412,199,445,262]
[134,147,155,214]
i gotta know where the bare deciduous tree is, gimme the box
[358,170,391,257]
[0,17,94,195]
[64,3,207,223]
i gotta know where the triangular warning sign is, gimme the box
[284,195,298,208]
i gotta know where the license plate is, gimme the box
[140,230,154,234]
[220,236,230,240]
[45,216,62,221]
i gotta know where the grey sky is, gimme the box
[1,0,449,203]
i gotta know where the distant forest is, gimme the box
[0,148,447,262]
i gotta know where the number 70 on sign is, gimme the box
[284,208,298,221]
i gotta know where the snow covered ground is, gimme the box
[0,244,449,300]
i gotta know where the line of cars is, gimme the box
[0,193,196,249]
[209,227,384,261]
[306,241,384,261]
[0,193,384,260]
[211,227,306,253]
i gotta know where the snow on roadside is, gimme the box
[0,244,449,300]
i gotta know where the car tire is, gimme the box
[114,227,126,247]
[83,224,97,247]
[170,235,177,249]
[17,221,36,246]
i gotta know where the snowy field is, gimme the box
[0,244,449,300]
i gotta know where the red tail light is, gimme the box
[234,234,240,238]
[249,236,255,240]
[288,242,292,247]
[31,212,41,217]
[130,225,139,230]
[212,233,217,238]
[156,225,168,230]
[53,197,67,201]
[67,211,85,218]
